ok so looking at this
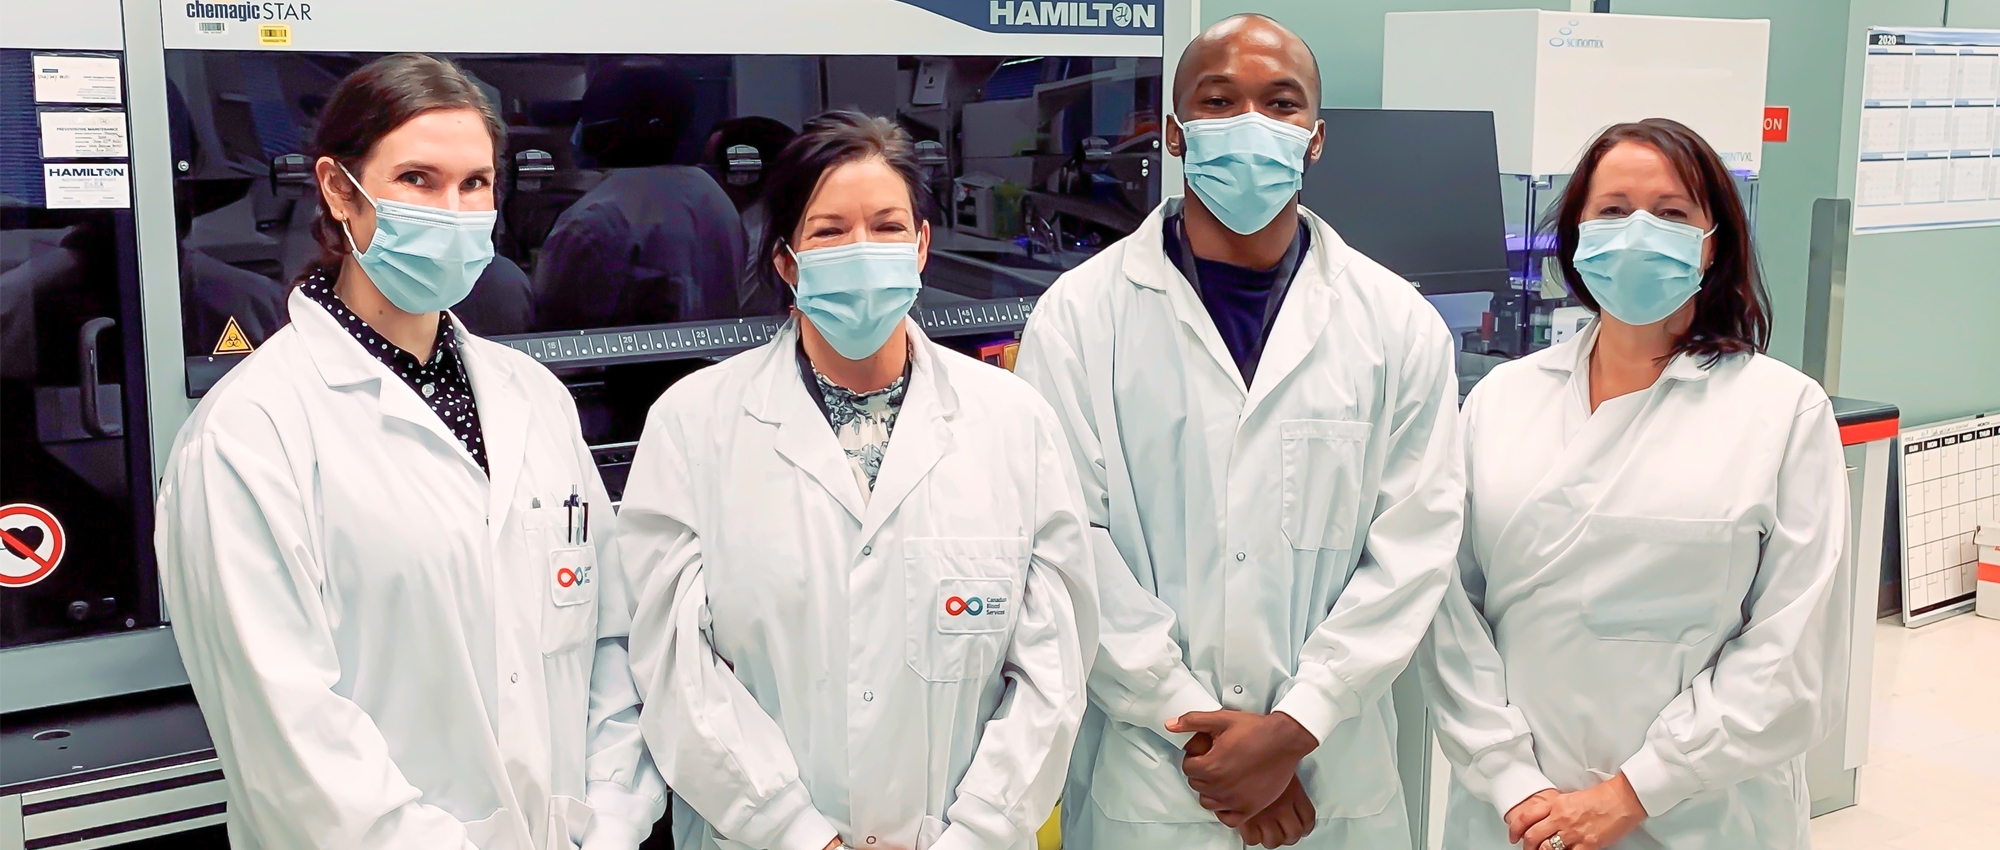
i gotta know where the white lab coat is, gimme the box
[592,320,1098,850]
[1015,198,1464,850]
[156,288,660,850]
[1418,321,1849,849]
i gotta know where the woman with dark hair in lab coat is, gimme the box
[155,53,661,850]
[1420,118,1849,850]
[587,110,1097,850]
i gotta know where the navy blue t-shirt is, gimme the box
[1163,218,1310,384]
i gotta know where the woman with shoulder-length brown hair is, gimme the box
[155,53,661,850]
[1418,118,1849,850]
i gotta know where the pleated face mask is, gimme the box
[1176,111,1318,235]
[788,240,923,360]
[337,162,496,314]
[1573,210,1714,326]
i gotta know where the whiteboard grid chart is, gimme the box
[1854,26,2000,234]
[1898,415,2000,624]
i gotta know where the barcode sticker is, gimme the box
[197,22,226,34]
[258,24,291,45]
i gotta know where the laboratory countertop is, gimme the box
[0,686,214,796]
[1831,396,1899,427]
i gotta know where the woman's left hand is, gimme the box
[1518,773,1647,850]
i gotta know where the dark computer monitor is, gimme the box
[1301,108,1509,295]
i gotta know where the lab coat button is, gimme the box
[863,690,874,702]
[862,545,873,556]
[865,838,877,845]
[1233,685,1244,695]
[1235,552,1246,561]
[510,673,519,684]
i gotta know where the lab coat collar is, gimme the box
[746,318,957,528]
[858,321,953,545]
[1119,197,1354,407]
[1248,205,1356,413]
[1535,318,1715,384]
[458,330,531,543]
[291,289,509,482]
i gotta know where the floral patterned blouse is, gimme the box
[798,344,909,500]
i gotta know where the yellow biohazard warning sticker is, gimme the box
[213,317,254,355]
[258,24,291,46]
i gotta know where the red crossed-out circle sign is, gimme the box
[0,503,66,588]
[557,567,580,588]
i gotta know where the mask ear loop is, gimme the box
[333,162,381,257]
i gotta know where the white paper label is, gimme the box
[43,163,131,209]
[32,55,122,104]
[38,112,128,158]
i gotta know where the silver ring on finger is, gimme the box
[1546,835,1569,850]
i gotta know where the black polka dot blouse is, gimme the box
[302,271,489,473]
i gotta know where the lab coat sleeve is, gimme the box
[154,412,480,850]
[1619,397,1849,817]
[1417,391,1557,818]
[933,405,1097,850]
[578,409,669,850]
[1273,308,1462,744]
[618,409,840,850]
[1015,308,1222,747]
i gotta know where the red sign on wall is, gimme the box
[1764,106,1790,142]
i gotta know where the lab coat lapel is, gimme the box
[1242,209,1344,416]
[292,290,485,477]
[1124,199,1247,397]
[859,323,953,545]
[750,322,867,524]
[460,325,530,544]
[1487,322,1714,565]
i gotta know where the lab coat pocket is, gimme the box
[1087,722,1211,823]
[917,815,948,850]
[1576,514,1737,645]
[1279,419,1374,551]
[545,795,593,850]
[542,546,599,655]
[464,808,512,850]
[905,537,1029,683]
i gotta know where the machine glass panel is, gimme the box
[160,0,1169,498]
[2,47,160,647]
[166,51,1161,495]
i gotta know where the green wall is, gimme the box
[1206,0,1999,425]
[1835,0,2000,425]
[1197,1,1566,110]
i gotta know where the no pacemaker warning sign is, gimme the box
[0,503,66,588]
[213,316,254,355]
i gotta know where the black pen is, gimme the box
[581,500,590,544]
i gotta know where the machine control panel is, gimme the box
[497,297,1037,368]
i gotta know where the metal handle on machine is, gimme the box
[79,317,117,438]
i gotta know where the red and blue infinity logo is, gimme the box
[944,595,985,616]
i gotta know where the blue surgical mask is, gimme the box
[337,163,495,314]
[1573,211,1714,326]
[1176,111,1318,235]
[789,240,923,360]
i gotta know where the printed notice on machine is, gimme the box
[43,163,131,209]
[39,112,129,158]
[32,55,122,104]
